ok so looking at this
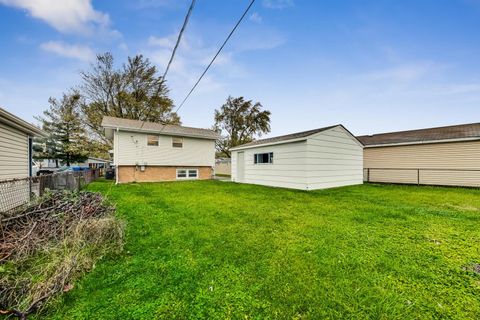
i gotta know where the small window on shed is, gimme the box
[254,152,273,164]
[172,137,183,148]
[147,135,159,146]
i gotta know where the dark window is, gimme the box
[254,152,273,164]
[172,137,183,148]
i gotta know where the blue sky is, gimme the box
[0,0,479,136]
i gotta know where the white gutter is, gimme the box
[102,125,219,140]
[364,136,480,148]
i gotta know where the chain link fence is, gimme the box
[0,170,101,215]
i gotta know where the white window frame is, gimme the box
[176,168,198,180]
[254,152,273,164]
[147,135,159,146]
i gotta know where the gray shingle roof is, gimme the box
[231,125,343,150]
[357,122,480,146]
[101,116,220,140]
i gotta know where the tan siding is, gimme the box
[364,140,480,187]
[0,122,29,180]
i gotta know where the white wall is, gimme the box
[232,141,309,190]
[231,126,363,190]
[0,122,29,180]
[306,126,363,189]
[114,130,215,167]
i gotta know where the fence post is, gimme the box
[367,168,370,182]
[417,169,420,186]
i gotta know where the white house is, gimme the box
[102,116,220,183]
[230,125,364,190]
[0,107,45,181]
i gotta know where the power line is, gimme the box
[175,0,256,113]
[141,0,195,128]
[163,0,196,79]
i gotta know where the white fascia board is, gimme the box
[102,125,219,140]
[230,137,308,151]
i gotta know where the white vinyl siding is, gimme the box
[232,141,308,189]
[231,126,364,190]
[0,122,29,180]
[115,130,215,167]
[306,126,363,189]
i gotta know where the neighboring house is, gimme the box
[230,125,364,190]
[0,107,45,181]
[357,122,480,187]
[215,158,231,176]
[102,116,220,183]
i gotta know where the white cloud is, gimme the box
[0,0,116,36]
[249,12,263,23]
[362,62,437,82]
[40,41,95,62]
[262,0,294,9]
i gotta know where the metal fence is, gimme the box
[0,170,101,214]
[364,168,480,187]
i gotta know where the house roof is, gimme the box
[357,122,480,147]
[101,116,220,140]
[231,124,359,151]
[0,107,45,136]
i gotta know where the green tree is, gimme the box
[36,92,89,166]
[214,96,271,157]
[80,53,180,146]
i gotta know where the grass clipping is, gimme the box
[0,190,125,319]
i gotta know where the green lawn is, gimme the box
[48,180,480,319]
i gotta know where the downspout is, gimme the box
[115,127,119,184]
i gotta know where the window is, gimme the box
[177,169,187,178]
[177,168,198,179]
[254,152,273,164]
[172,137,183,148]
[147,135,159,146]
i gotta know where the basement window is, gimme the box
[172,137,183,148]
[177,169,198,180]
[147,135,159,146]
[254,152,273,164]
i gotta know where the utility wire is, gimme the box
[175,0,256,113]
[140,0,195,128]
[163,0,196,79]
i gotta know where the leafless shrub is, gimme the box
[0,190,124,319]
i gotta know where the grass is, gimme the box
[47,180,480,319]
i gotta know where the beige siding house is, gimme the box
[102,116,219,183]
[230,125,364,190]
[0,107,44,181]
[357,123,480,187]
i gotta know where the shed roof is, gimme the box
[101,116,220,140]
[230,124,359,151]
[0,107,45,136]
[357,122,480,147]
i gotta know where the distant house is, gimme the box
[0,107,45,181]
[102,116,220,183]
[357,123,480,187]
[230,125,364,190]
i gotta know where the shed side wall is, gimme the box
[231,141,308,190]
[306,126,364,189]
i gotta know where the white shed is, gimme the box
[230,125,364,190]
